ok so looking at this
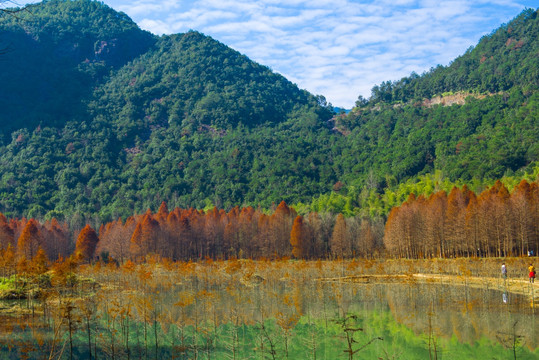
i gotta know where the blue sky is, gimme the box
[16,0,539,107]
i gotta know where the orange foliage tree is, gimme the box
[130,213,160,259]
[270,201,296,258]
[17,218,42,260]
[0,213,14,250]
[75,225,100,263]
[42,218,70,261]
[384,181,538,259]
[0,243,16,277]
[1,179,537,263]
[290,215,310,259]
[330,214,350,258]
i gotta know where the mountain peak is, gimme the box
[364,8,538,106]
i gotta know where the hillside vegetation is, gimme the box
[0,0,537,223]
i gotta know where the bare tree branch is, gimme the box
[0,1,34,54]
[0,0,32,18]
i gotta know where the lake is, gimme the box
[0,260,537,359]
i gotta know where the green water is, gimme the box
[0,280,537,359]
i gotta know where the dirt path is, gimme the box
[413,273,538,300]
[318,273,539,302]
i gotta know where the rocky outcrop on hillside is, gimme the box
[422,92,489,107]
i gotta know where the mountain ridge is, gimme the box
[0,0,537,222]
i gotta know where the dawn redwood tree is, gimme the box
[465,192,481,257]
[75,225,99,263]
[223,207,240,257]
[130,213,159,259]
[270,201,296,258]
[178,212,193,259]
[425,191,447,258]
[330,214,350,258]
[477,181,511,257]
[17,218,42,260]
[446,187,464,256]
[31,247,49,275]
[304,212,324,257]
[0,216,14,250]
[495,182,513,257]
[97,217,133,263]
[188,208,205,259]
[130,221,145,259]
[240,207,261,258]
[203,207,226,258]
[403,194,424,258]
[290,215,309,259]
[156,201,169,222]
[42,218,70,261]
[384,194,423,258]
[383,207,401,258]
[164,210,180,259]
[384,194,434,258]
[255,213,271,258]
[510,180,533,256]
[10,217,24,242]
[529,182,539,255]
[309,212,334,257]
[0,243,15,277]
[358,218,377,258]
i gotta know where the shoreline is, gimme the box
[318,273,539,302]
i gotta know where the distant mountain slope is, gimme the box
[367,8,538,104]
[0,1,536,222]
[0,0,334,220]
[333,8,538,184]
[0,0,156,134]
[90,31,327,145]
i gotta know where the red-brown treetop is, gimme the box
[158,201,169,217]
[0,222,14,249]
[167,210,180,224]
[125,216,136,228]
[275,201,290,215]
[31,247,49,274]
[17,219,42,260]
[75,224,99,263]
[405,193,417,204]
[290,215,307,259]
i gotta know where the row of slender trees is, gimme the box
[384,180,539,258]
[0,180,537,266]
[97,201,384,262]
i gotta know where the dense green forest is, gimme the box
[0,0,537,223]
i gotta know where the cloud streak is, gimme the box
[21,0,533,107]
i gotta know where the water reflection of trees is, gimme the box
[384,283,537,350]
[132,265,537,353]
[1,261,537,359]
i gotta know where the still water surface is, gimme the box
[0,277,537,359]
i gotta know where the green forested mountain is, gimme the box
[0,0,156,134]
[0,0,537,222]
[367,9,538,104]
[332,8,538,193]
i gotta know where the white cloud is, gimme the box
[116,0,182,16]
[138,18,172,34]
[18,0,533,107]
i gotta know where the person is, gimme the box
[501,262,507,279]
[529,263,535,284]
